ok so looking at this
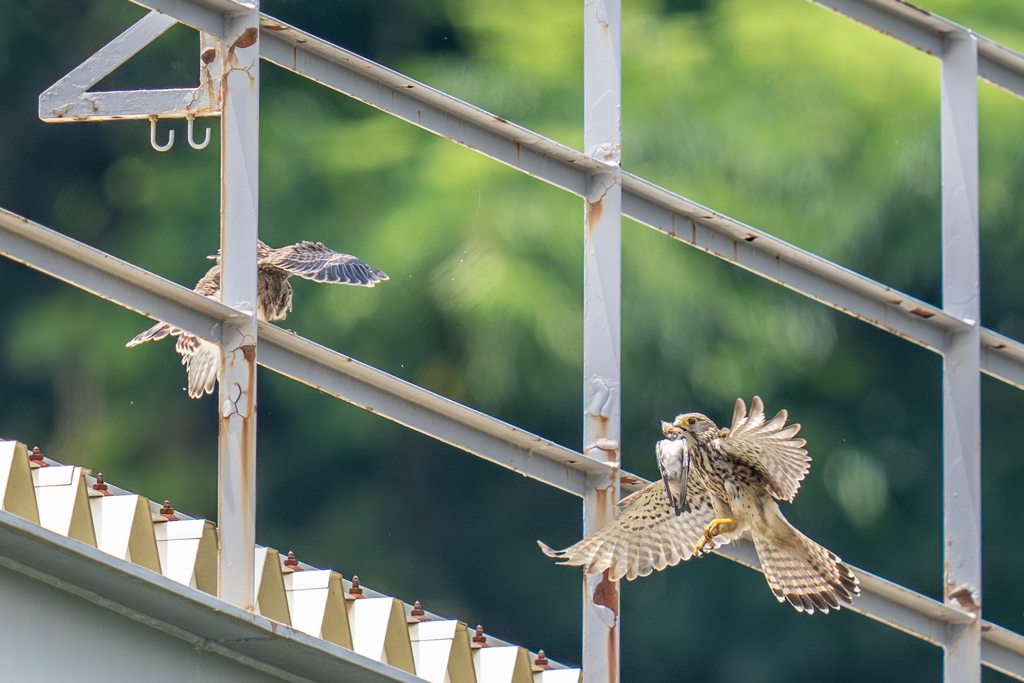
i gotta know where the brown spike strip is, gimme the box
[410,601,430,621]
[29,446,47,467]
[159,500,179,521]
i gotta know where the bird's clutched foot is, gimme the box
[694,517,737,556]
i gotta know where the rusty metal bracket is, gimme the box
[38,10,221,124]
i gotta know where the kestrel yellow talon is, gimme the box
[705,517,737,537]
[695,517,737,556]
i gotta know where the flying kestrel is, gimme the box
[127,240,388,398]
[540,397,859,614]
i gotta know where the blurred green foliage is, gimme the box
[2,0,1024,680]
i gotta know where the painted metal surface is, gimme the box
[0,206,617,497]
[250,12,1024,380]
[621,174,965,353]
[0,207,235,346]
[258,323,608,497]
[256,16,602,197]
[582,0,622,681]
[807,0,1024,99]
[940,31,982,683]
[129,0,246,37]
[38,11,219,122]
[217,6,261,611]
[714,540,1024,681]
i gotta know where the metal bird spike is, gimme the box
[127,240,388,398]
[540,396,860,614]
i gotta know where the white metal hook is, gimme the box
[149,115,174,152]
[186,113,211,150]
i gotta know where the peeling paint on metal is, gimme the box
[585,198,604,238]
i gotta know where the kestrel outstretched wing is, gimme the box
[127,324,219,398]
[174,334,219,398]
[721,396,810,502]
[126,321,176,347]
[264,241,389,286]
[538,481,728,581]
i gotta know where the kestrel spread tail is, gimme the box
[538,481,733,582]
[750,495,859,613]
[127,240,387,398]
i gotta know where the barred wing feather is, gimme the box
[722,396,810,502]
[538,481,727,581]
[265,241,388,286]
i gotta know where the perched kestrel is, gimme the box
[540,397,860,614]
[127,240,388,398]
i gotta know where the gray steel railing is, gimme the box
[1,1,1021,681]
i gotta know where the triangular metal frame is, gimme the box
[38,10,220,123]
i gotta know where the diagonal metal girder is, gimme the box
[0,206,613,498]
[38,11,218,122]
[115,4,1024,382]
[807,0,1024,100]
[715,540,1024,680]
[248,14,1024,390]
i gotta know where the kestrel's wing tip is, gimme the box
[537,540,564,558]
[751,395,765,414]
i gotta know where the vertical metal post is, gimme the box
[217,5,260,611]
[582,0,622,681]
[940,30,982,683]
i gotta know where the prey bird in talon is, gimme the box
[127,240,388,398]
[539,396,860,614]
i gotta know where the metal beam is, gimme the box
[256,16,603,197]
[257,323,601,497]
[713,540,1024,679]
[37,12,219,123]
[250,14,1022,366]
[93,8,1024,386]
[620,173,966,353]
[940,30,982,683]
[0,206,612,498]
[582,0,623,680]
[807,0,1024,100]
[980,328,1024,390]
[984,625,1024,682]
[0,207,234,344]
[127,0,247,37]
[259,9,1024,391]
[14,5,1024,678]
[216,5,261,612]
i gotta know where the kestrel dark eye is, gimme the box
[687,417,697,426]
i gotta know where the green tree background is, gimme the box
[2,0,1024,680]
